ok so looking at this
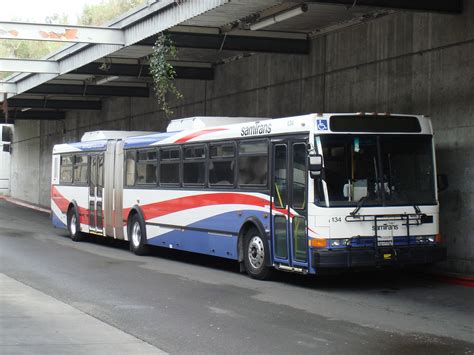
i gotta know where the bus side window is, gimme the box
[60,155,74,184]
[73,155,89,185]
[183,145,206,185]
[209,143,235,187]
[125,150,136,186]
[136,149,157,185]
[238,140,268,187]
[160,147,181,185]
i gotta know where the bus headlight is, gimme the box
[329,238,350,248]
[416,236,436,244]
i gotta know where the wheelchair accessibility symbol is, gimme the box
[317,119,328,131]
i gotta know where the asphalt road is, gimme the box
[1,199,473,354]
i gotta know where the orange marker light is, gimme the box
[436,233,443,243]
[309,238,327,248]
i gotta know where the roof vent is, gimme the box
[166,116,268,132]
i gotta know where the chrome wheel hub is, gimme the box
[132,222,141,247]
[70,214,77,236]
[248,236,265,269]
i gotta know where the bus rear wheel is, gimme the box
[67,207,83,242]
[244,228,272,280]
[129,214,148,255]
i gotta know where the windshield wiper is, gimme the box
[350,196,368,216]
[412,203,421,214]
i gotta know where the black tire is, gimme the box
[128,213,149,255]
[67,207,83,242]
[243,227,272,280]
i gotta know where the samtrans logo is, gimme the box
[372,224,399,231]
[241,122,272,136]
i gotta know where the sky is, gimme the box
[0,0,103,24]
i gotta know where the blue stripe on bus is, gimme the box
[186,209,268,235]
[52,211,67,229]
[69,140,108,151]
[147,229,238,260]
[124,132,179,149]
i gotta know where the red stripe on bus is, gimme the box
[123,192,295,224]
[51,186,70,213]
[174,128,227,143]
[51,186,90,225]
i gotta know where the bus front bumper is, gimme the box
[313,246,447,269]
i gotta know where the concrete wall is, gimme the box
[10,1,473,274]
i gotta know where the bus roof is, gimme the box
[122,113,432,150]
[52,114,432,153]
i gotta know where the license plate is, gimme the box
[377,235,394,246]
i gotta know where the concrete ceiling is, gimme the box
[0,0,463,122]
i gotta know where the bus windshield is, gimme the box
[315,134,436,207]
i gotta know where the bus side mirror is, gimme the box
[308,154,323,178]
[437,174,448,192]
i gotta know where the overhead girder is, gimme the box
[139,31,310,54]
[28,84,149,97]
[0,21,124,44]
[71,62,214,80]
[0,110,65,120]
[6,98,102,110]
[304,0,462,13]
[0,83,16,94]
[0,58,58,74]
[4,0,229,98]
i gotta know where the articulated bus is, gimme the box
[51,114,446,279]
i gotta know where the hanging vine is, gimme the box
[149,33,182,117]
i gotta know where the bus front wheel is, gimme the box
[67,207,83,242]
[244,228,272,280]
[129,214,148,255]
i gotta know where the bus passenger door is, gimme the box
[89,154,104,234]
[271,140,309,271]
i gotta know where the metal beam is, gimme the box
[0,58,59,74]
[0,21,124,44]
[0,83,17,94]
[71,62,214,80]
[28,84,149,97]
[0,110,65,120]
[304,0,463,13]
[9,0,229,98]
[138,32,310,54]
[6,98,102,110]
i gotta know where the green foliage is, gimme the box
[0,0,146,79]
[78,0,146,26]
[0,40,64,79]
[149,33,182,117]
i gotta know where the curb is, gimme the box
[424,270,474,288]
[0,195,51,214]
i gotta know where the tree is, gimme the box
[78,0,146,26]
[0,1,146,78]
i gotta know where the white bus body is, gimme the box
[51,114,446,278]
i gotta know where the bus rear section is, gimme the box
[51,131,148,241]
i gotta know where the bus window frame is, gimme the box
[158,146,182,187]
[124,149,137,188]
[208,141,236,189]
[59,154,74,185]
[237,138,269,189]
[182,143,207,187]
[73,154,90,186]
[135,148,158,187]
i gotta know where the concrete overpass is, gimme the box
[0,0,472,274]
